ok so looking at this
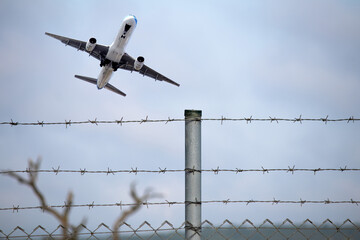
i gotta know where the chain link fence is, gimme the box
[1,219,359,239]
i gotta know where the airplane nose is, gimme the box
[128,14,137,25]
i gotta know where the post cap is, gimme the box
[184,110,202,118]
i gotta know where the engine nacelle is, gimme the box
[134,56,144,71]
[85,37,97,52]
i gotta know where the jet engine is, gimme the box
[134,56,144,70]
[85,38,97,52]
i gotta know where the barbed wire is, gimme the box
[1,219,359,240]
[2,198,359,212]
[1,116,359,127]
[1,166,359,175]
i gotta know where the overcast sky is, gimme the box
[1,0,360,234]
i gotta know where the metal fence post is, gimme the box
[185,109,202,240]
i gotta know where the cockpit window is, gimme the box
[124,24,131,32]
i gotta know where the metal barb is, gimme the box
[158,168,166,174]
[10,119,18,126]
[185,166,200,175]
[12,205,19,213]
[166,117,174,124]
[88,201,95,209]
[287,165,295,174]
[107,168,114,175]
[165,200,175,207]
[351,199,359,206]
[212,167,220,175]
[130,167,138,175]
[221,116,226,125]
[246,200,255,205]
[294,115,302,124]
[39,206,46,213]
[261,166,269,174]
[140,116,148,124]
[313,168,321,175]
[272,198,280,205]
[245,116,252,124]
[65,120,71,128]
[63,201,70,208]
[52,166,60,175]
[223,199,230,204]
[269,116,279,123]
[321,115,329,124]
[116,117,124,126]
[348,116,355,123]
[88,118,98,125]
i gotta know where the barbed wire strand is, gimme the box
[2,199,359,212]
[1,116,359,127]
[1,166,359,175]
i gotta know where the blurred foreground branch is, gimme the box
[7,159,80,239]
[6,159,156,240]
[113,185,159,240]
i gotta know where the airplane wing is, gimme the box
[119,53,180,87]
[45,32,108,61]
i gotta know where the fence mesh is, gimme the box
[1,219,359,240]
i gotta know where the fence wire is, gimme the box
[1,219,359,240]
[1,116,359,127]
[1,166,359,175]
[2,199,359,212]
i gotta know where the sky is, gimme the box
[0,0,360,234]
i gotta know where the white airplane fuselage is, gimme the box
[97,15,137,89]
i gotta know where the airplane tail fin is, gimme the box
[74,75,126,96]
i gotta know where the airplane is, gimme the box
[45,15,179,96]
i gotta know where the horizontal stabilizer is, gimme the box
[74,74,97,85]
[104,83,126,96]
[74,75,126,96]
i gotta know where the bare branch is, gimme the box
[6,158,79,240]
[112,184,157,240]
[6,159,159,240]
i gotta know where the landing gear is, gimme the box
[112,62,118,71]
[100,58,111,67]
[99,58,118,71]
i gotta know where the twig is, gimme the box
[6,159,82,240]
